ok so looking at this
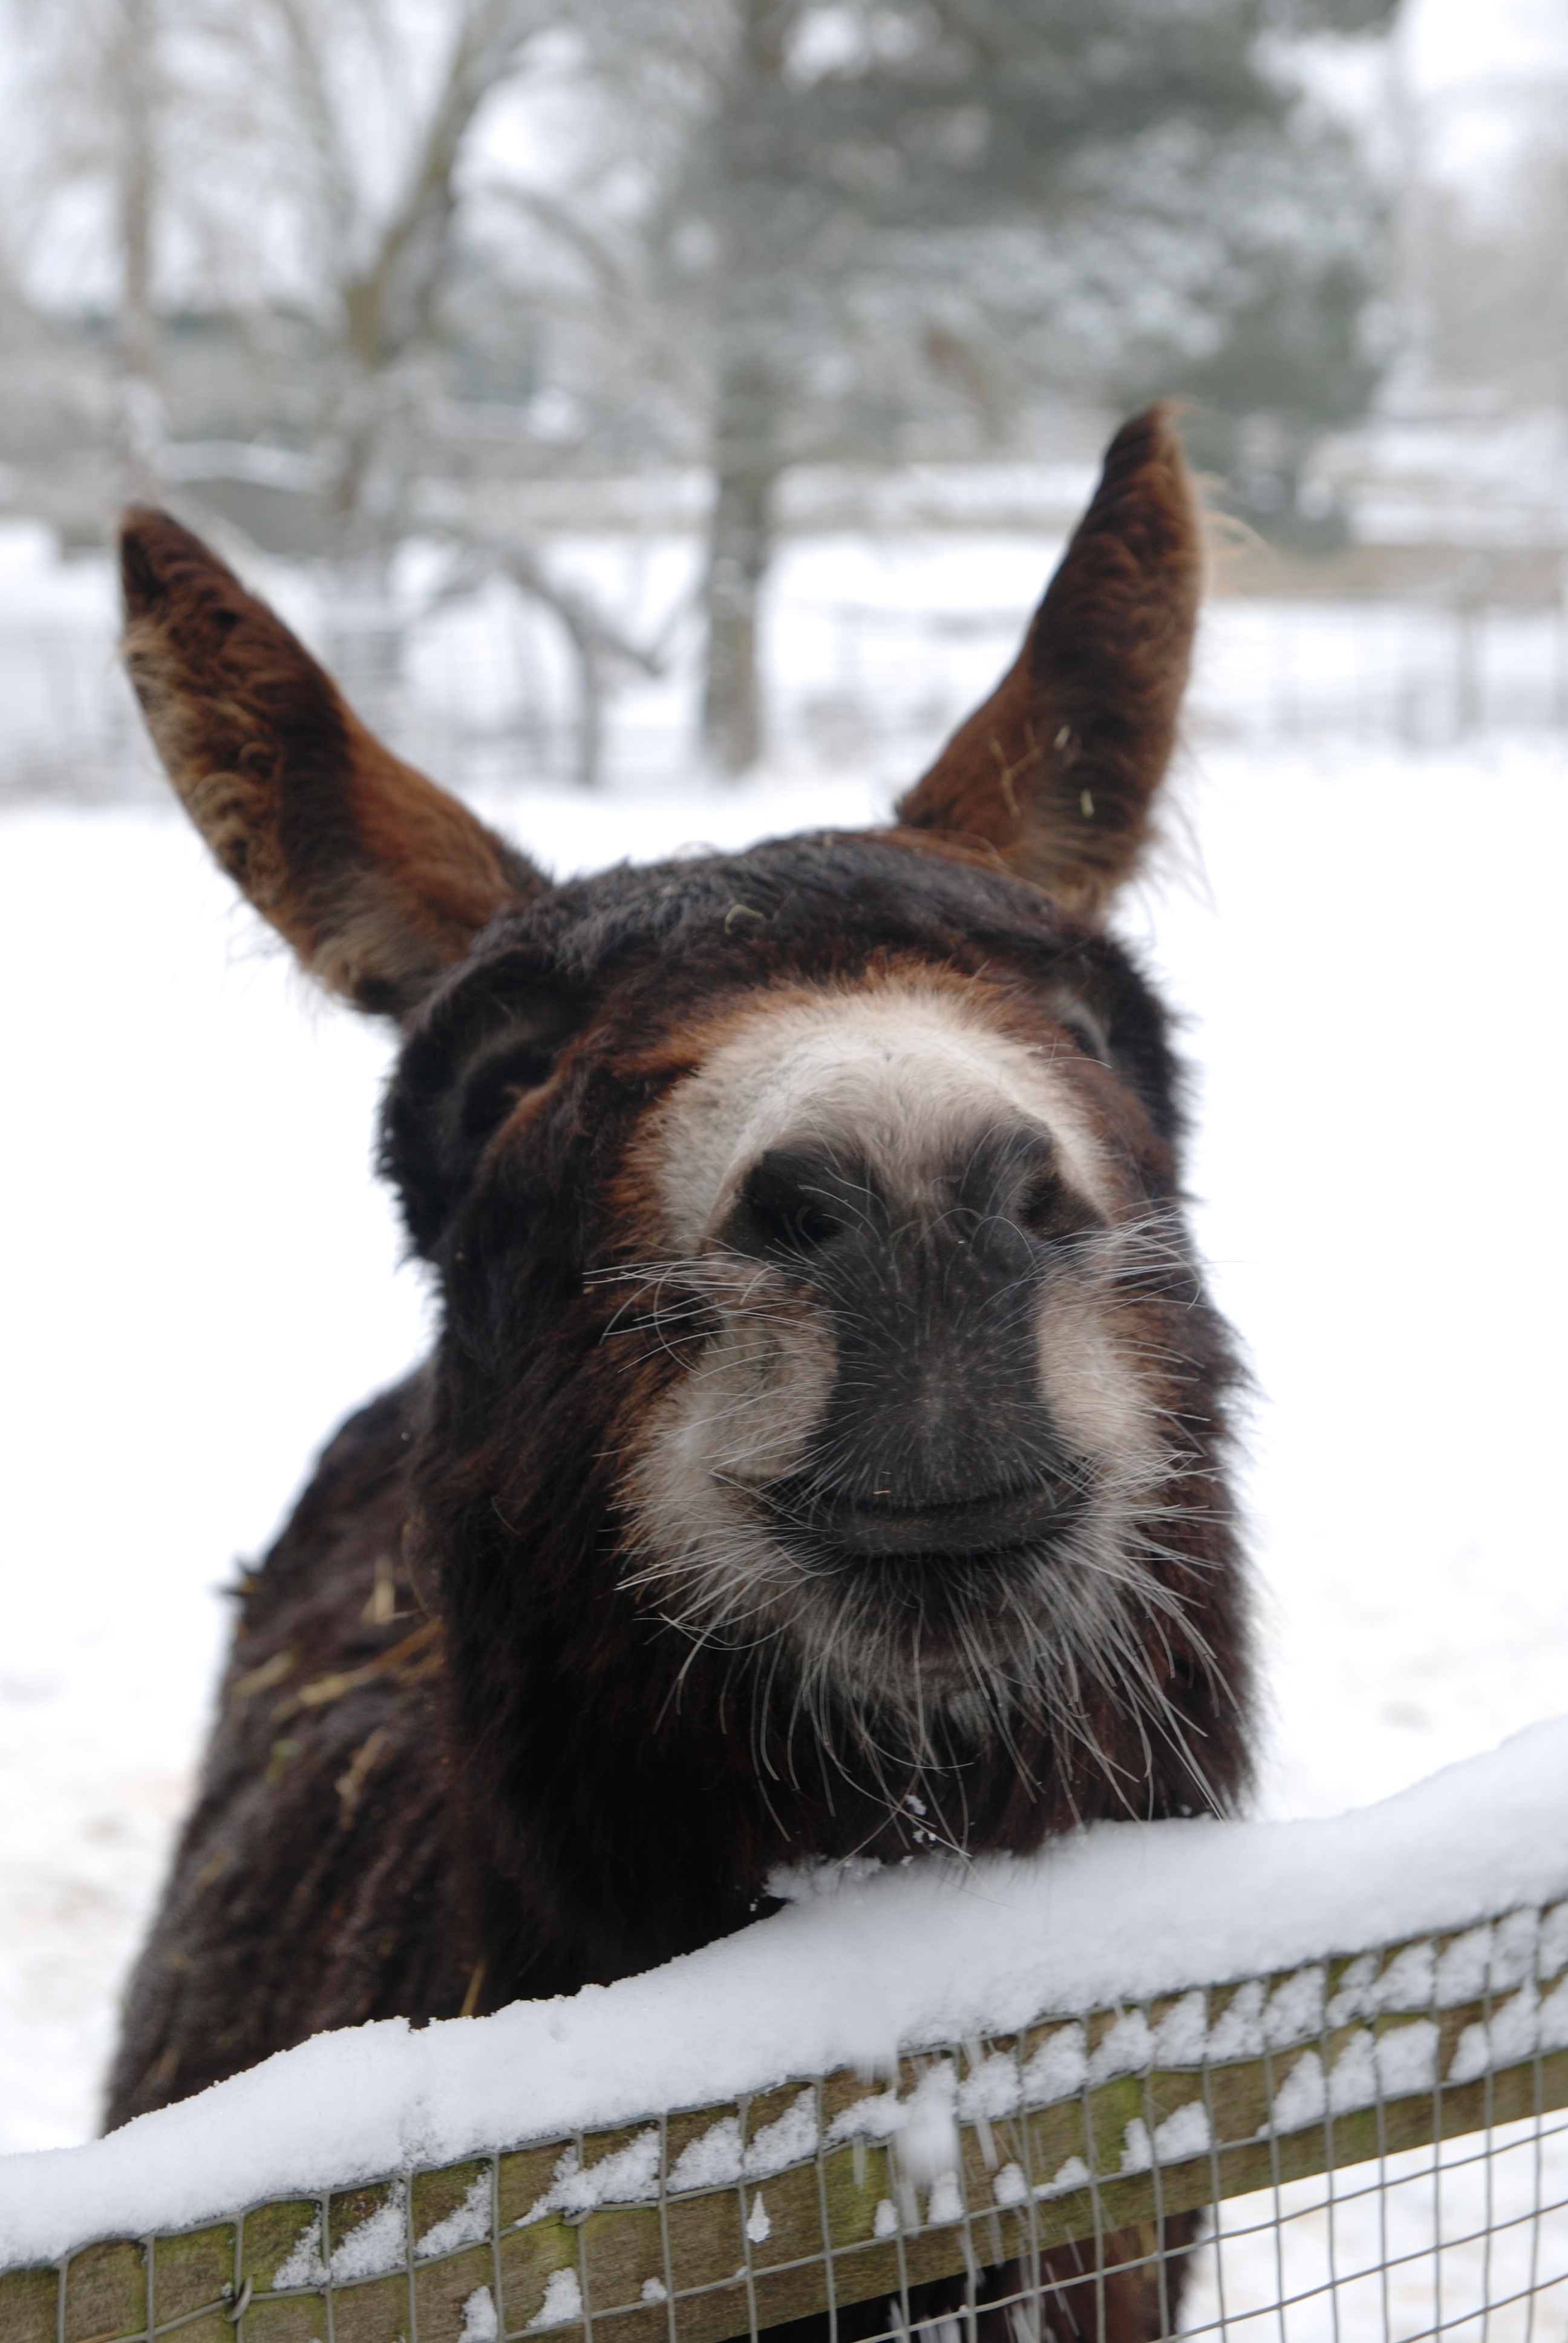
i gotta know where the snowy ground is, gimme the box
[2,723,1567,2169]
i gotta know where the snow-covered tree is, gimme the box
[563,0,1396,771]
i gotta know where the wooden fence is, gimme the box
[5,1901,1565,2343]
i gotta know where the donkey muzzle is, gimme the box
[761,1478,1071,1560]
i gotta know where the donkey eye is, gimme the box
[460,1042,559,1144]
[1061,1012,1110,1064]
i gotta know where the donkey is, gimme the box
[104,407,1251,2341]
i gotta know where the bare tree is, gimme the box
[223,0,550,562]
[5,0,180,501]
[109,0,162,494]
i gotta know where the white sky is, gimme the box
[1400,0,1568,197]
[1405,0,1568,94]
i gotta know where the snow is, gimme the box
[1,1715,1566,2270]
[416,2174,494,2259]
[530,2270,583,2329]
[460,2286,499,2342]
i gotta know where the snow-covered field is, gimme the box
[2,714,1567,2172]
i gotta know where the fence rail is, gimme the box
[7,1902,1565,2343]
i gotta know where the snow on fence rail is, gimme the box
[4,1723,1567,2343]
[4,1916,1564,2343]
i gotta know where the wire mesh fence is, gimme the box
[4,552,1567,810]
[5,1900,1564,2343]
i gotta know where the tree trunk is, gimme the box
[113,0,163,499]
[557,611,605,790]
[700,361,779,778]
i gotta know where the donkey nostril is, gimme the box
[1017,1178,1059,1237]
[721,1149,851,1262]
[786,1203,839,1248]
[1013,1168,1105,1245]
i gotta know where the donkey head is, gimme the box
[121,410,1249,1965]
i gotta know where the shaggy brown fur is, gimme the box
[104,409,1247,2343]
[120,520,542,1013]
[109,1381,479,2109]
[895,406,1201,913]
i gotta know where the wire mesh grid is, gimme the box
[1183,2105,1568,2343]
[5,1901,1566,2343]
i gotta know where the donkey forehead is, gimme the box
[644,978,1116,1248]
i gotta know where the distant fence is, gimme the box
[0,625,149,804]
[792,592,1568,763]
[1189,595,1568,750]
[2,559,1566,808]
[5,1902,1564,2343]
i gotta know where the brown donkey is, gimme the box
[106,408,1252,2341]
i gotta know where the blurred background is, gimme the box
[2,0,1567,2157]
[0,0,1563,788]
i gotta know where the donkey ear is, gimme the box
[120,511,546,1017]
[893,406,1201,917]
